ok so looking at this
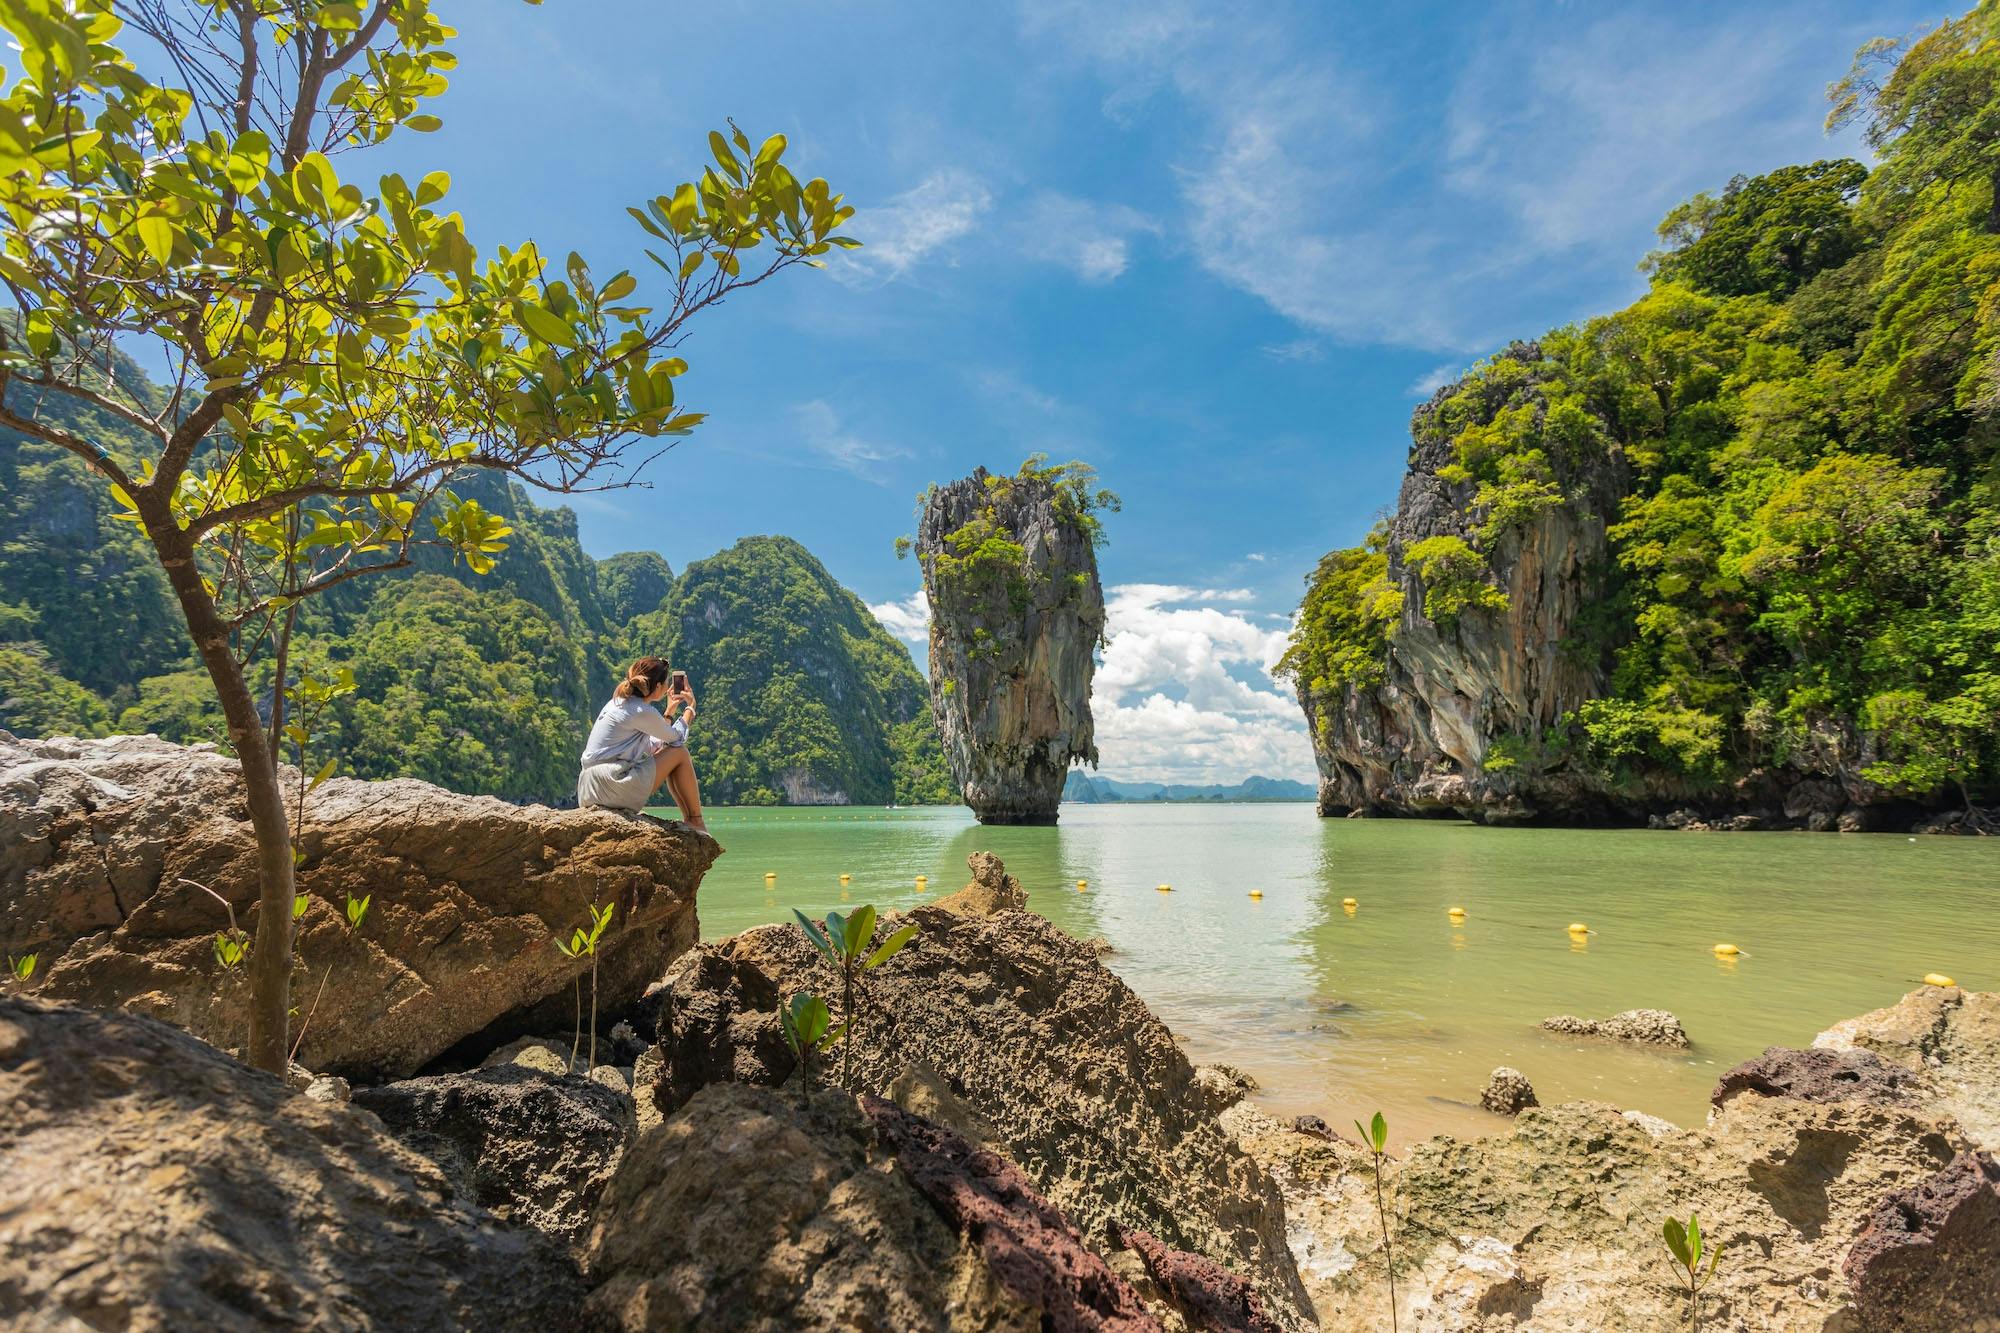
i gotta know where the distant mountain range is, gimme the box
[1061,772,1316,803]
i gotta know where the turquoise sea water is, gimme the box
[673,802,1999,1145]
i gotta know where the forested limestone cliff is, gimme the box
[1282,14,2000,831]
[914,459,1113,824]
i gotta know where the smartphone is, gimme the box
[671,670,689,693]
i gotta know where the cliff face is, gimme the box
[917,466,1105,824]
[1300,351,1927,830]
[629,536,950,806]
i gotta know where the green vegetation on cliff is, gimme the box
[2,406,949,806]
[1285,5,2000,806]
[629,536,950,806]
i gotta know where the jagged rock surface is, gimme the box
[1539,1007,1689,1048]
[351,1064,635,1251]
[1712,1045,1926,1112]
[917,467,1105,824]
[1480,1065,1538,1116]
[1235,984,2000,1330]
[583,1082,1153,1331]
[1295,357,1943,829]
[1814,985,1999,1153]
[0,733,718,1079]
[641,860,1312,1329]
[1842,1149,2000,1330]
[1232,1095,1957,1331]
[0,997,585,1331]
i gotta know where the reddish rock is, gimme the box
[1712,1046,1925,1111]
[1843,1150,2000,1329]
[861,1093,1159,1332]
[1109,1222,1284,1333]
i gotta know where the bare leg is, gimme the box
[652,747,706,831]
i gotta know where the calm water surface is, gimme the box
[671,803,1998,1146]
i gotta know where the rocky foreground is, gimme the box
[1,743,1994,1329]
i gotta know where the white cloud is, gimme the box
[1017,2,1882,353]
[1260,337,1323,363]
[868,588,931,646]
[790,400,905,478]
[831,169,992,287]
[1016,191,1159,283]
[1407,361,1462,398]
[1088,583,1314,783]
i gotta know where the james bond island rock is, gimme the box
[641,854,1313,1329]
[1842,1149,2000,1330]
[914,459,1113,824]
[0,733,718,1080]
[0,998,585,1331]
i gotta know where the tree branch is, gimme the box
[0,393,139,493]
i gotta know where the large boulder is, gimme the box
[644,871,1313,1329]
[1843,1149,2000,1330]
[0,997,585,1330]
[1814,985,2000,1153]
[582,1082,1158,1331]
[916,465,1106,825]
[0,733,718,1079]
[351,1064,635,1251]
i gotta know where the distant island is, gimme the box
[1062,772,1315,804]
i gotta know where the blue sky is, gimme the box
[364,0,1935,782]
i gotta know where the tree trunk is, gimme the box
[146,515,297,1075]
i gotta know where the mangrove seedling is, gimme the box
[792,904,918,1086]
[1353,1110,1399,1333]
[288,894,374,1064]
[280,670,357,875]
[6,953,36,985]
[554,902,616,1074]
[1662,1211,1724,1331]
[779,992,844,1107]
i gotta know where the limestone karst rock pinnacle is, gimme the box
[915,463,1107,824]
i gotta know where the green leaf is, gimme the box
[864,922,918,969]
[1663,1218,1690,1268]
[668,182,700,233]
[792,909,836,960]
[753,133,787,169]
[823,910,848,955]
[135,215,174,265]
[515,300,578,349]
[307,757,337,792]
[709,130,744,183]
[677,251,704,282]
[1369,1111,1387,1152]
[1685,1213,1701,1266]
[599,272,637,302]
[292,893,310,920]
[843,904,877,957]
[405,114,443,133]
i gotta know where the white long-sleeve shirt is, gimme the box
[580,695,687,766]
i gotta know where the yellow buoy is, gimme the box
[1342,897,1358,908]
[1076,879,1088,891]
[1924,972,1958,988]
[1713,943,1739,957]
[1248,890,1264,899]
[915,875,928,890]
[839,873,851,884]
[1448,907,1466,919]
[763,871,777,881]
[1156,883,1172,893]
[1567,923,1590,935]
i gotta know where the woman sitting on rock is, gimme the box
[577,656,705,831]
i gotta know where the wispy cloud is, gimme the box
[831,169,993,287]
[1017,1,1880,353]
[1260,337,1323,363]
[790,400,906,479]
[1407,361,1462,397]
[868,588,931,645]
[1016,191,1159,283]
